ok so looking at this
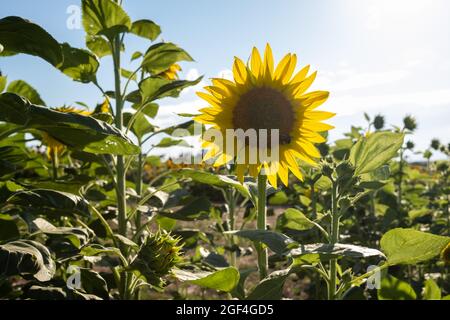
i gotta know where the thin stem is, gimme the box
[51,151,58,181]
[256,173,268,280]
[227,188,237,267]
[328,181,339,300]
[135,140,143,232]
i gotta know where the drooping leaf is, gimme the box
[380,228,450,266]
[132,102,159,119]
[31,218,93,248]
[378,274,417,300]
[7,189,90,217]
[0,16,63,66]
[0,213,28,241]
[81,0,131,39]
[0,240,55,281]
[79,268,109,299]
[290,243,385,260]
[227,230,298,255]
[130,20,161,41]
[174,267,239,292]
[0,93,139,155]
[349,131,404,175]
[141,42,193,74]
[58,43,99,83]
[123,112,154,140]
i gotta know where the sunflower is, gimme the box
[41,106,92,159]
[158,64,182,80]
[194,44,334,188]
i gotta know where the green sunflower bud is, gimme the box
[373,114,385,130]
[430,138,440,150]
[406,141,415,150]
[403,115,417,131]
[129,230,183,287]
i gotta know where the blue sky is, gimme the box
[2,0,450,160]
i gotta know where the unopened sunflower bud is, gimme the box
[431,139,440,150]
[128,230,183,287]
[403,115,417,131]
[321,163,334,178]
[406,141,415,150]
[373,114,385,130]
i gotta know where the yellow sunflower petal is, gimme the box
[233,57,248,85]
[304,111,336,121]
[250,47,263,78]
[303,121,335,132]
[278,163,289,186]
[293,71,317,97]
[235,164,246,183]
[274,54,291,81]
[291,65,310,84]
[263,43,274,80]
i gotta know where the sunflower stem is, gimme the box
[256,173,268,280]
[328,180,339,300]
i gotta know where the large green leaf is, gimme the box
[0,213,28,241]
[82,0,131,39]
[0,93,139,155]
[378,274,417,300]
[139,76,203,103]
[58,43,99,83]
[141,42,193,74]
[227,230,298,255]
[174,267,239,292]
[7,189,90,217]
[0,75,6,92]
[123,111,154,140]
[0,16,63,66]
[380,228,450,266]
[130,20,161,41]
[349,131,404,175]
[0,240,55,281]
[6,80,45,105]
[423,279,441,300]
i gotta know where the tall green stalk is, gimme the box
[111,34,129,299]
[227,188,237,267]
[328,181,339,300]
[256,173,268,280]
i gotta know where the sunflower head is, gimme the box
[194,44,334,187]
[158,64,182,80]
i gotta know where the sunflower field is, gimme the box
[0,0,449,302]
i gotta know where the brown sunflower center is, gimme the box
[232,87,295,144]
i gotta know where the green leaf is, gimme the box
[160,120,196,136]
[279,208,315,231]
[227,230,298,255]
[86,35,111,58]
[114,234,139,249]
[132,102,159,119]
[0,213,28,241]
[58,43,99,83]
[171,168,252,199]
[174,267,239,292]
[380,228,450,266]
[290,243,385,260]
[79,268,109,299]
[141,42,193,74]
[378,274,417,300]
[123,112,154,140]
[0,93,140,155]
[154,137,190,148]
[120,68,136,81]
[0,75,7,92]
[80,244,122,258]
[130,20,161,41]
[82,0,131,39]
[31,218,93,248]
[268,191,289,205]
[423,279,441,300]
[139,76,203,103]
[8,189,90,217]
[6,80,45,105]
[246,269,290,300]
[131,51,143,61]
[349,131,404,175]
[0,16,63,66]
[0,240,55,281]
[159,197,211,221]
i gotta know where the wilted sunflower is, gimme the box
[158,64,182,80]
[194,44,334,187]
